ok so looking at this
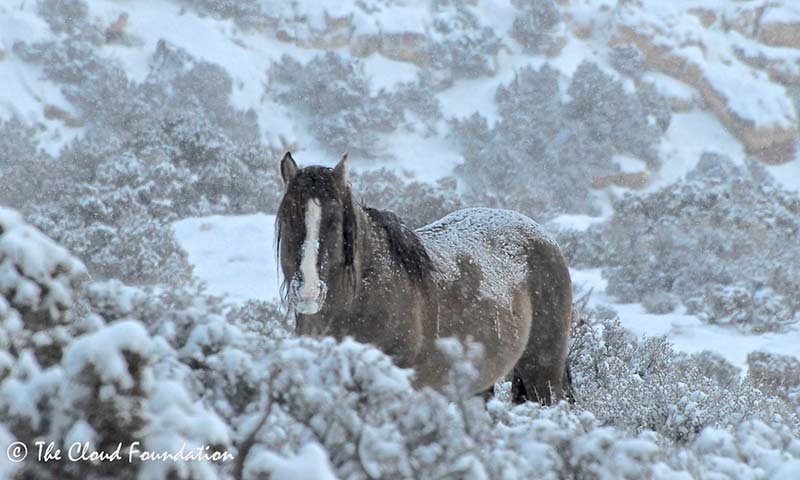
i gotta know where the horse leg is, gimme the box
[514,243,573,405]
[563,361,576,404]
[510,367,528,404]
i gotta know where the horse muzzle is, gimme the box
[291,277,328,315]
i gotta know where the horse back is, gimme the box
[416,207,562,309]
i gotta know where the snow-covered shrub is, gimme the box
[37,0,94,37]
[238,337,663,479]
[13,38,281,283]
[30,187,193,286]
[3,315,230,480]
[747,352,800,414]
[270,53,402,157]
[1,234,798,480]
[686,420,800,479]
[640,291,678,314]
[0,118,58,210]
[571,153,800,331]
[569,304,799,443]
[610,45,646,79]
[0,211,194,479]
[566,61,667,166]
[453,63,669,219]
[429,0,504,82]
[0,208,87,367]
[391,74,444,134]
[182,0,270,29]
[682,351,741,390]
[511,0,561,53]
[87,279,290,424]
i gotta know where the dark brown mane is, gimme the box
[364,207,434,281]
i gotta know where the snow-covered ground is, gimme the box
[571,269,800,372]
[173,214,282,304]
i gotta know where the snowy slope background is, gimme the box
[2,0,800,478]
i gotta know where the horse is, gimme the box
[276,152,573,404]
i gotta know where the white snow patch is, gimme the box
[376,129,464,183]
[548,214,606,232]
[702,60,797,129]
[362,54,419,93]
[571,269,800,372]
[172,214,281,305]
[766,156,800,193]
[438,74,503,125]
[652,110,744,191]
[64,320,153,390]
[613,154,647,173]
[641,72,697,104]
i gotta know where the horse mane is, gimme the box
[364,207,434,281]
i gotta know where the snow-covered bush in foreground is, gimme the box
[570,304,798,443]
[0,212,229,479]
[2,209,800,479]
[567,153,800,332]
[747,352,800,416]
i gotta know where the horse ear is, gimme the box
[280,152,298,190]
[332,153,348,187]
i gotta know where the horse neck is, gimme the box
[353,204,404,287]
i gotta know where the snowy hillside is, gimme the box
[2,0,800,478]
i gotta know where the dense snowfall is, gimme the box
[2,0,800,478]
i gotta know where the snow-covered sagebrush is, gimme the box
[3,0,800,478]
[566,154,800,332]
[452,61,669,220]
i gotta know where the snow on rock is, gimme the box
[759,3,800,48]
[609,0,799,164]
[172,214,281,305]
[641,72,699,111]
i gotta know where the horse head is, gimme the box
[276,152,357,315]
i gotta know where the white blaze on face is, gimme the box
[296,198,325,314]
